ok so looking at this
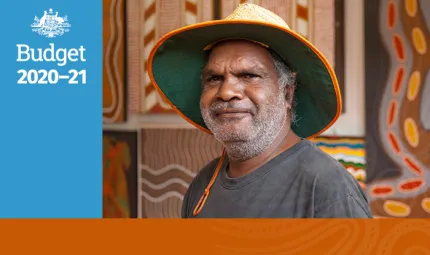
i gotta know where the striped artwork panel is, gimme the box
[103,0,127,123]
[141,0,206,114]
[290,0,314,41]
[184,0,199,26]
[312,137,366,185]
[126,0,142,113]
[141,0,166,113]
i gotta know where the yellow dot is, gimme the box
[404,117,419,147]
[384,200,411,217]
[412,27,427,55]
[405,0,417,17]
[422,198,430,214]
[407,71,421,101]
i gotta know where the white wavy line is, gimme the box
[142,191,184,203]
[103,0,125,123]
[141,164,197,177]
[347,169,366,178]
[328,154,366,163]
[346,168,365,174]
[103,0,118,114]
[141,178,189,190]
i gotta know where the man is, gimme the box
[147,3,372,218]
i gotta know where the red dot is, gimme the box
[404,157,423,176]
[372,186,393,195]
[393,35,406,61]
[388,2,396,29]
[399,179,423,191]
[388,132,401,154]
[393,66,405,95]
[388,100,397,125]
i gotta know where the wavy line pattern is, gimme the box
[103,0,126,123]
[141,129,223,171]
[141,177,189,190]
[141,164,196,177]
[140,129,223,218]
[312,137,367,182]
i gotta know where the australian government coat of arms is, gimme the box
[31,8,71,38]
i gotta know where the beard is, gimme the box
[201,91,287,162]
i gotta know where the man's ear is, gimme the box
[284,86,295,108]
[284,72,297,107]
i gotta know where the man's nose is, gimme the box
[216,76,243,101]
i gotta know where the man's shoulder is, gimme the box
[291,140,371,217]
[289,140,348,178]
[290,140,366,199]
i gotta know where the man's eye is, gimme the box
[207,75,222,82]
[241,73,258,79]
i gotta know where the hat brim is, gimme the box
[148,20,342,139]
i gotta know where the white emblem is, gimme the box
[31,8,71,38]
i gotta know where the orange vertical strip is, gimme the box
[296,5,308,20]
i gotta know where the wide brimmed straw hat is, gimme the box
[148,3,342,139]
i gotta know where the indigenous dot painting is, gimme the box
[365,0,430,218]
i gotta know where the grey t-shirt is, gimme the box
[181,139,373,218]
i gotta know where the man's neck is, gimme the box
[226,126,301,178]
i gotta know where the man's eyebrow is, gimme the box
[242,65,268,73]
[232,64,270,76]
[201,68,218,77]
[201,64,270,77]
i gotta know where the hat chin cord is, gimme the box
[192,148,227,216]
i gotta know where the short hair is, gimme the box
[268,50,298,124]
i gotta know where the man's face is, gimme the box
[200,40,288,160]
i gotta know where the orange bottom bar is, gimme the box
[0,219,429,254]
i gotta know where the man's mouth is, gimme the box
[214,108,252,119]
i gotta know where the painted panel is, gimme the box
[103,0,127,123]
[103,130,138,218]
[365,0,430,217]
